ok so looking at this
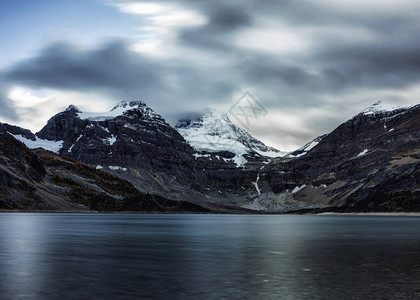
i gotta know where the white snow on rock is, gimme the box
[222,155,248,168]
[123,123,138,130]
[288,135,325,158]
[99,125,110,133]
[76,101,164,123]
[102,134,117,146]
[292,184,307,194]
[361,101,418,116]
[108,166,127,171]
[304,140,319,151]
[10,133,63,154]
[176,108,287,158]
[357,149,368,156]
[193,153,211,160]
[252,173,262,196]
[231,155,248,168]
[96,165,103,170]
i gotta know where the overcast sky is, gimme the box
[1,0,420,151]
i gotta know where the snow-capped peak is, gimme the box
[110,100,147,112]
[77,100,164,123]
[361,100,418,116]
[176,107,286,158]
[203,107,231,123]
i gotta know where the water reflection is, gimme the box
[0,214,419,299]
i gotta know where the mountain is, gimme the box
[11,100,194,169]
[5,101,255,211]
[1,100,419,213]
[246,101,420,212]
[175,108,287,158]
[0,127,209,212]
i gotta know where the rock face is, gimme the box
[55,101,194,169]
[0,130,210,212]
[0,131,60,210]
[1,123,36,140]
[1,100,419,212]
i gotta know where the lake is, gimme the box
[0,214,419,299]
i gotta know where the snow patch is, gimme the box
[362,101,418,116]
[96,165,103,170]
[77,101,164,123]
[233,155,247,167]
[193,153,211,160]
[252,173,262,196]
[123,123,138,130]
[108,166,127,171]
[288,135,325,158]
[357,149,368,157]
[99,125,110,133]
[292,184,307,194]
[304,140,319,151]
[221,155,247,167]
[10,133,64,154]
[102,134,117,145]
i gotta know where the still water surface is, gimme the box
[0,214,419,299]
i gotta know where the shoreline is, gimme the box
[317,212,420,216]
[0,210,419,216]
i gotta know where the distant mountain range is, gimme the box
[1,100,419,212]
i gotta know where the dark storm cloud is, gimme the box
[5,41,159,91]
[2,0,420,148]
[167,0,420,96]
[3,39,236,121]
[180,4,252,50]
[4,1,420,108]
[316,45,420,89]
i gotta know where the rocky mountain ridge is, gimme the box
[1,100,419,212]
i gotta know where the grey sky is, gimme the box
[1,0,420,150]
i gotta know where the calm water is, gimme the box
[0,214,419,300]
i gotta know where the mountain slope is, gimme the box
[175,108,287,158]
[0,129,210,212]
[251,101,420,212]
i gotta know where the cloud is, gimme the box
[2,39,237,125]
[0,83,16,120]
[1,0,420,150]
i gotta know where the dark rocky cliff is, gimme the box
[0,129,210,212]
